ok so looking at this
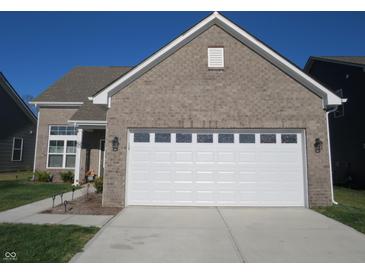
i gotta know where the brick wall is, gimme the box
[35,107,78,182]
[103,25,332,208]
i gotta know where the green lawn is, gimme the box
[0,223,98,262]
[315,186,365,234]
[0,170,33,182]
[0,171,74,212]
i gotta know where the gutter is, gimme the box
[326,106,339,205]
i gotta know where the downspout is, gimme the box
[326,106,338,205]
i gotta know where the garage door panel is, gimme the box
[153,151,172,162]
[216,171,235,182]
[196,151,215,162]
[196,171,215,181]
[127,130,306,207]
[238,152,256,162]
[175,151,194,162]
[152,170,171,181]
[217,151,235,162]
[174,170,193,181]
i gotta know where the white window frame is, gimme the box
[47,125,77,169]
[11,137,23,161]
[208,47,224,68]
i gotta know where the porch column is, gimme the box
[73,128,83,185]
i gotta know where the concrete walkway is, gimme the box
[72,207,365,263]
[0,186,114,227]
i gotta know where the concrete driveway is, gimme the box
[72,207,365,263]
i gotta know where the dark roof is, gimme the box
[34,66,132,102]
[69,101,107,121]
[307,56,365,68]
[0,72,37,123]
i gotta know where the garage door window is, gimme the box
[260,134,276,143]
[218,134,234,143]
[239,134,255,143]
[281,134,297,143]
[197,134,213,143]
[155,133,171,143]
[176,133,192,143]
[134,133,150,143]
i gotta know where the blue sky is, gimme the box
[0,11,364,99]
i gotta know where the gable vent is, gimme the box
[208,47,224,68]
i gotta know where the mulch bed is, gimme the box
[42,192,122,215]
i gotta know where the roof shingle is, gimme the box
[34,66,132,102]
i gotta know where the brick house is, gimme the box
[31,12,345,208]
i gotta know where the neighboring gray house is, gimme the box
[305,56,365,189]
[0,72,37,172]
[31,12,345,208]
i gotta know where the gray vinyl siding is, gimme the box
[0,83,36,172]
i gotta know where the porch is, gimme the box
[73,126,105,185]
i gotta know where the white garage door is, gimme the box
[126,130,307,207]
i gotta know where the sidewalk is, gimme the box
[0,186,114,227]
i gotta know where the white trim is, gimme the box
[98,139,105,177]
[32,110,40,175]
[92,12,342,107]
[30,101,83,107]
[326,108,338,205]
[11,137,23,161]
[125,130,131,207]
[73,128,83,185]
[68,120,107,125]
[302,129,310,208]
[46,125,78,169]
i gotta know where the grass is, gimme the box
[0,170,33,182]
[0,171,75,212]
[0,223,98,262]
[315,186,365,234]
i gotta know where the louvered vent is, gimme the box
[208,47,224,68]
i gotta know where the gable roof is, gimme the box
[0,72,37,124]
[305,56,365,70]
[32,66,132,105]
[92,12,344,108]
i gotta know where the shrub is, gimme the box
[94,177,103,193]
[34,170,52,182]
[60,171,74,183]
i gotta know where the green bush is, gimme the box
[60,171,74,183]
[94,177,103,193]
[34,170,52,182]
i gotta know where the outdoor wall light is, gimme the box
[314,138,323,153]
[112,136,119,151]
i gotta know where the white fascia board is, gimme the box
[93,12,343,107]
[30,101,84,106]
[68,120,107,125]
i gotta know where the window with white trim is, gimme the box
[208,47,224,68]
[47,125,77,168]
[11,137,23,161]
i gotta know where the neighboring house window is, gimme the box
[11,137,23,161]
[47,125,77,169]
[208,47,224,68]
